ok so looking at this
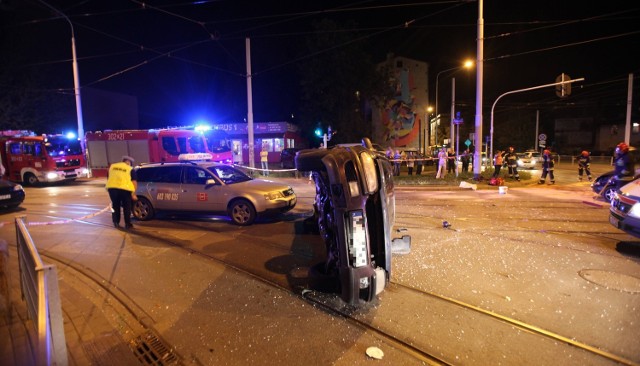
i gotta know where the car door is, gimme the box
[140,166,183,210]
[179,166,225,213]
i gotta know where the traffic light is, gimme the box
[314,128,323,137]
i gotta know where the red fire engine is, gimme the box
[0,130,88,185]
[85,128,231,177]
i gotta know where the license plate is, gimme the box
[609,215,619,228]
[0,194,10,200]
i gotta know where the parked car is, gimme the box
[609,179,640,238]
[296,138,410,305]
[280,148,301,169]
[0,179,25,209]
[517,151,541,169]
[132,161,296,225]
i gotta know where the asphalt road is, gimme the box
[1,164,639,366]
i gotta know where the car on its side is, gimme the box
[296,138,410,305]
[280,148,302,169]
[0,179,25,209]
[609,179,640,238]
[132,160,296,225]
[517,151,541,169]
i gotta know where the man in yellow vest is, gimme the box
[106,155,138,229]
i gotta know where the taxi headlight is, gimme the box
[12,184,24,192]
[517,161,524,166]
[360,152,378,194]
[264,191,284,200]
[628,202,640,218]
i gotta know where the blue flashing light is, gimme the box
[66,132,76,139]
[195,124,211,132]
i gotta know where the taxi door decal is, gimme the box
[197,192,208,201]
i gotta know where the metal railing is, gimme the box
[15,215,68,366]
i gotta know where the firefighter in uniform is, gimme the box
[538,149,555,184]
[576,150,592,181]
[612,142,634,185]
[106,155,138,229]
[503,146,520,181]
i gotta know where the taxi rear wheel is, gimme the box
[133,197,155,221]
[229,199,256,226]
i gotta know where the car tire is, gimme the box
[603,187,616,202]
[24,173,39,186]
[133,197,155,221]
[229,198,256,225]
[295,150,329,172]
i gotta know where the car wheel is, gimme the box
[132,197,155,221]
[295,149,329,172]
[603,187,616,202]
[229,199,256,225]
[24,173,39,186]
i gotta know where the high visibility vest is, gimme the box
[106,162,135,191]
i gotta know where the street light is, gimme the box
[38,0,85,150]
[425,106,433,153]
[434,60,473,147]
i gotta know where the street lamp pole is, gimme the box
[489,78,585,164]
[38,1,84,149]
[434,61,473,148]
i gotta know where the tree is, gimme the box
[297,19,391,145]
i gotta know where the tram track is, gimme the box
[30,218,639,366]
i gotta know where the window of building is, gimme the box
[261,138,274,152]
[274,138,283,152]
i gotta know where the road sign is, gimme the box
[465,139,471,147]
[539,142,546,148]
[539,133,547,141]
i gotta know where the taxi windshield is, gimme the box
[208,165,252,184]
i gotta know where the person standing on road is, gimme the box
[260,146,269,176]
[435,147,447,179]
[577,150,592,181]
[406,151,414,175]
[393,149,402,176]
[106,155,138,229]
[415,151,424,175]
[447,148,456,174]
[492,150,503,178]
[461,149,470,172]
[503,146,521,181]
[538,149,555,184]
[612,142,634,184]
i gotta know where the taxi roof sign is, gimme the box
[178,153,213,161]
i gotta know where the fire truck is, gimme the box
[0,130,88,185]
[84,128,230,177]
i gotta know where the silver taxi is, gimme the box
[132,161,296,225]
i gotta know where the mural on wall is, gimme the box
[379,68,419,147]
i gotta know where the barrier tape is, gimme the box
[232,164,298,173]
[0,205,112,227]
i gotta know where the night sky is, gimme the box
[1,0,639,133]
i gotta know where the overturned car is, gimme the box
[296,138,410,305]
